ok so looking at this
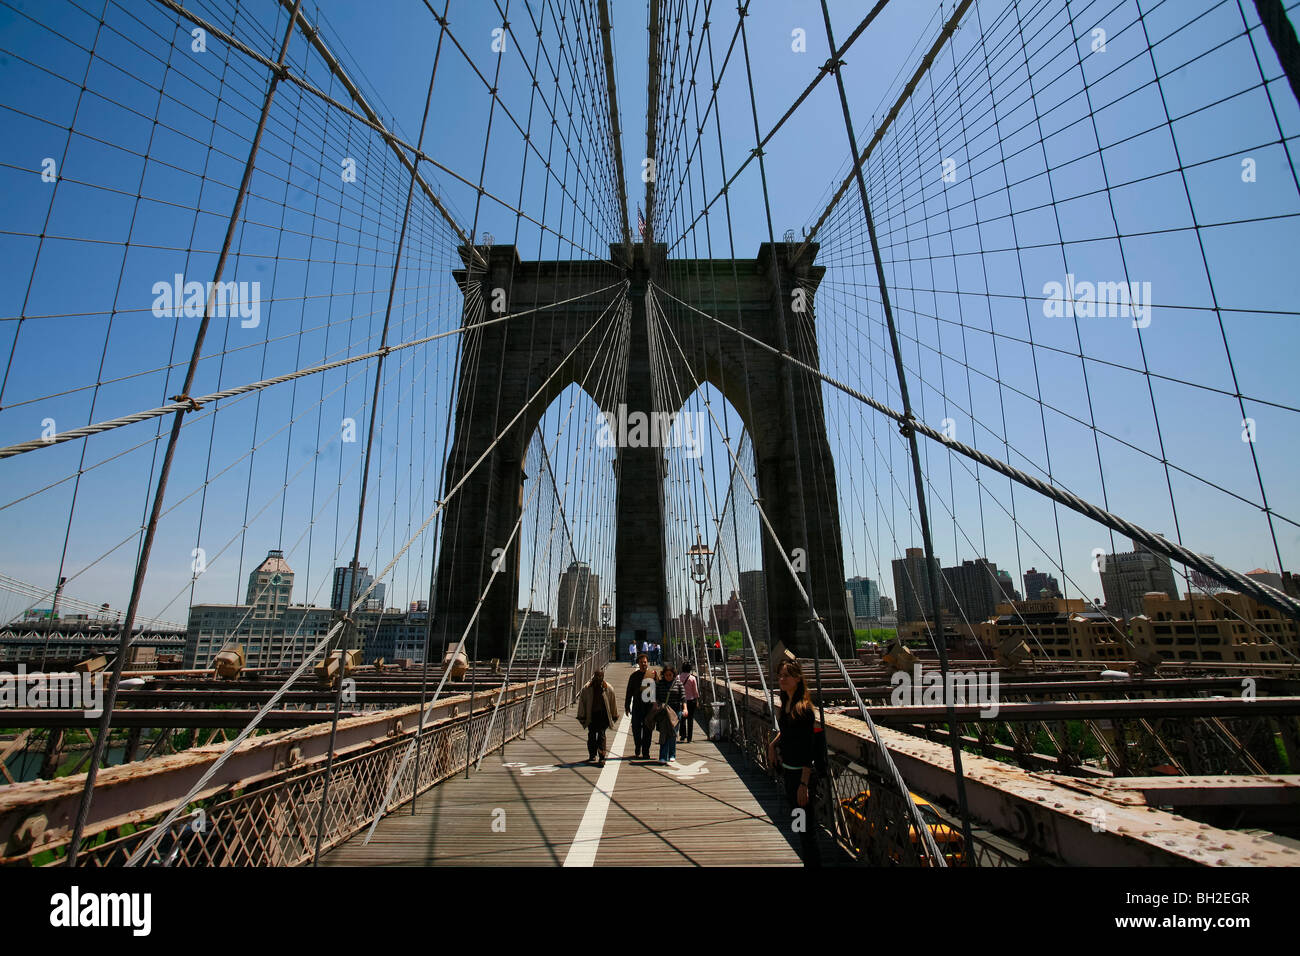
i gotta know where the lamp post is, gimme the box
[601,599,612,662]
[687,533,713,680]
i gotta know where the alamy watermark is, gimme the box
[889,663,1000,717]
[596,403,704,459]
[50,886,151,936]
[0,665,105,717]
[1042,274,1151,328]
[151,273,262,328]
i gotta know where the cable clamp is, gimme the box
[169,394,201,413]
[821,58,844,75]
[899,414,916,438]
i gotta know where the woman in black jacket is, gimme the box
[654,665,684,764]
[767,659,822,866]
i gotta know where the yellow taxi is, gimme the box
[840,787,966,865]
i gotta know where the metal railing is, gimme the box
[55,646,608,866]
[718,676,1021,867]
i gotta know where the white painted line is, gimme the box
[562,712,631,867]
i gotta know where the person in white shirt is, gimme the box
[678,661,700,742]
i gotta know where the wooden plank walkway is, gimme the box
[322,663,830,866]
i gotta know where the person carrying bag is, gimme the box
[577,668,619,767]
[651,665,684,764]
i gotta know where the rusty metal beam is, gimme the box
[1062,775,1300,808]
[0,709,368,728]
[739,676,1295,699]
[865,696,1300,724]
[719,678,1300,865]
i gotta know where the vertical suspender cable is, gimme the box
[818,0,974,853]
[311,9,447,864]
[64,0,306,866]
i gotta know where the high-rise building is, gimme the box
[185,602,333,669]
[1099,539,1177,618]
[357,607,427,663]
[1023,567,1063,601]
[878,595,895,619]
[711,590,744,635]
[941,558,1003,622]
[557,561,599,630]
[892,548,943,624]
[994,569,1021,602]
[845,576,881,619]
[187,601,432,670]
[247,549,294,619]
[331,563,384,612]
[738,569,769,645]
[513,608,552,658]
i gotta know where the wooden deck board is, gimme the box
[322,663,816,867]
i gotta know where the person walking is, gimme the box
[678,661,699,742]
[624,654,654,760]
[654,665,684,764]
[577,668,619,766]
[767,659,822,866]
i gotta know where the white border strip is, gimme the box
[562,712,631,867]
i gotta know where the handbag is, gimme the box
[645,702,680,731]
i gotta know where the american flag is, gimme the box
[636,204,646,239]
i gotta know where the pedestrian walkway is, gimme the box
[322,663,820,866]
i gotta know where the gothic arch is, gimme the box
[433,242,852,660]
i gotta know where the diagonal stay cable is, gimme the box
[651,283,1300,623]
[647,285,947,865]
[64,0,307,866]
[117,282,628,867]
[357,292,629,842]
[665,0,891,252]
[0,282,625,460]
[795,0,973,261]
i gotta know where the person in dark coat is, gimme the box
[624,654,654,759]
[577,668,619,766]
[767,659,822,866]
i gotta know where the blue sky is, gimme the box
[0,0,1297,631]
